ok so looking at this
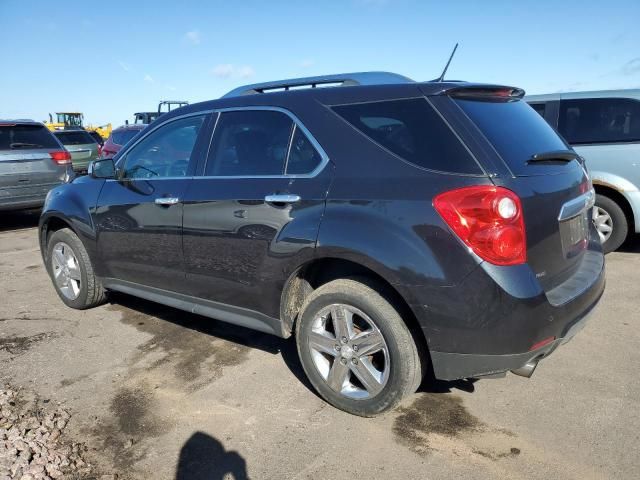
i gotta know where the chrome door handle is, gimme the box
[155,197,180,206]
[264,194,301,204]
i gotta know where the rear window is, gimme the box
[111,129,141,146]
[332,98,482,174]
[0,124,60,150]
[558,98,640,144]
[455,98,568,174]
[55,131,95,145]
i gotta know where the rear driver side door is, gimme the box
[94,113,211,292]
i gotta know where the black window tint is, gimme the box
[286,127,323,175]
[558,98,640,144]
[332,98,481,174]
[55,131,95,145]
[112,129,141,146]
[0,125,59,150]
[122,115,205,179]
[455,98,567,175]
[206,110,293,176]
[529,103,546,118]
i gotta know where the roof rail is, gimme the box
[222,71,414,98]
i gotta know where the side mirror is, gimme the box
[89,158,116,179]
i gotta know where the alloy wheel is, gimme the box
[51,242,82,300]
[307,304,390,400]
[593,206,613,243]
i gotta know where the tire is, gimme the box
[295,277,424,417]
[593,195,628,254]
[46,228,106,309]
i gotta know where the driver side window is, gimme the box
[122,115,205,179]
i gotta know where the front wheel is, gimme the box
[593,195,628,254]
[296,278,424,417]
[46,228,106,309]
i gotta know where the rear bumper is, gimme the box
[402,246,605,380]
[429,291,601,380]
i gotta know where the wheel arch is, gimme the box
[279,255,430,363]
[592,182,636,233]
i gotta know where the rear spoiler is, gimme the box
[442,86,525,100]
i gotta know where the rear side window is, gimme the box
[111,129,141,146]
[332,98,482,174]
[558,98,640,144]
[206,110,293,176]
[286,127,323,175]
[0,124,59,150]
[455,98,568,175]
[55,131,95,145]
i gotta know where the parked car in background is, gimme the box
[53,130,100,173]
[87,130,104,146]
[0,120,73,211]
[101,124,145,158]
[526,90,640,252]
[39,73,604,416]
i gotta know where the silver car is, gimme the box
[53,129,100,172]
[0,120,73,211]
[526,90,640,252]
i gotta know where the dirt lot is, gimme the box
[1,209,639,479]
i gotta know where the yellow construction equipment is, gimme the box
[45,112,112,140]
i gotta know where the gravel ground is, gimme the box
[0,385,92,480]
[0,209,639,479]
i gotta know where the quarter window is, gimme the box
[333,98,482,174]
[286,127,323,175]
[122,115,205,179]
[529,103,546,118]
[558,98,640,144]
[206,110,293,176]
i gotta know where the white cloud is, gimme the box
[185,30,201,45]
[117,61,131,72]
[210,64,255,79]
[144,74,154,83]
[299,59,315,68]
[164,84,177,91]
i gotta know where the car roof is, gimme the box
[526,88,640,102]
[156,72,520,122]
[113,124,146,132]
[0,119,46,126]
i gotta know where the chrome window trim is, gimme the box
[114,110,214,170]
[200,106,329,179]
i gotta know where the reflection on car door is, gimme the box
[94,113,212,292]
[182,110,332,321]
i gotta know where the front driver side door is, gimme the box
[94,113,211,292]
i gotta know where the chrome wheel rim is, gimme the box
[51,242,82,300]
[307,304,390,400]
[593,206,613,243]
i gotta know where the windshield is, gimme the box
[55,131,96,145]
[111,129,141,146]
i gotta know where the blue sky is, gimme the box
[2,0,639,126]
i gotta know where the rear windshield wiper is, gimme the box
[528,150,579,163]
[9,142,43,149]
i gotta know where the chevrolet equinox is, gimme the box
[39,72,605,416]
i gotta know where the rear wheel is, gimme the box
[46,228,106,309]
[296,278,423,417]
[593,194,628,254]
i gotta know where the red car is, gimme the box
[101,124,145,158]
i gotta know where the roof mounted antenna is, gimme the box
[436,43,459,82]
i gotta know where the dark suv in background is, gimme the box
[0,120,73,211]
[39,73,605,416]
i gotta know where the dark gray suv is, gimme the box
[0,120,73,211]
[39,73,605,416]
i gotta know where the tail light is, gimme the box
[434,185,526,266]
[50,150,72,165]
[97,144,103,157]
